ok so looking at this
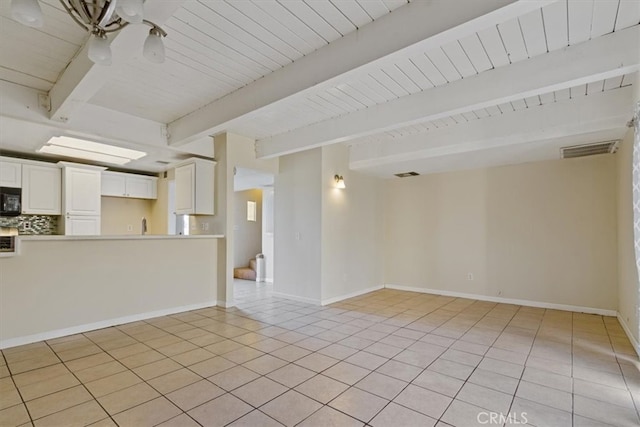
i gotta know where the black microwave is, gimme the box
[0,187,21,217]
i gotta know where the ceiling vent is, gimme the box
[394,171,420,178]
[560,141,619,159]
[155,160,171,165]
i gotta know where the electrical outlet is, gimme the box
[127,224,133,232]
[23,221,31,230]
[467,273,474,281]
[202,223,209,231]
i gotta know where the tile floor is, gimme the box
[1,288,639,427]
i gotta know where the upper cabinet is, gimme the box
[0,159,22,188]
[22,164,61,215]
[101,171,157,199]
[175,158,215,215]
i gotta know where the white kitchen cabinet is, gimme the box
[59,163,105,235]
[22,164,61,215]
[101,171,157,199]
[175,158,215,215]
[0,159,22,188]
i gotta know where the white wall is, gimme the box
[274,149,322,303]
[233,189,262,268]
[384,154,618,312]
[262,187,275,282]
[321,144,384,302]
[0,237,219,348]
[618,128,639,346]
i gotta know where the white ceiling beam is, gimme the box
[1,81,167,148]
[257,25,640,159]
[48,0,186,122]
[167,0,555,146]
[350,85,634,171]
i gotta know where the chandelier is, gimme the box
[10,0,168,65]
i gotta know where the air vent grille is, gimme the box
[394,171,420,178]
[155,160,171,165]
[561,141,619,159]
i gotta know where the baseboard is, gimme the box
[384,284,617,316]
[0,300,217,350]
[217,300,235,308]
[321,285,385,306]
[272,292,321,305]
[617,312,640,357]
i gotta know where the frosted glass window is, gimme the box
[247,201,257,222]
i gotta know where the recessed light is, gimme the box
[38,136,146,165]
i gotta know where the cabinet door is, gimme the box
[0,161,22,188]
[64,168,101,216]
[175,163,195,214]
[101,172,126,197]
[126,176,157,199]
[65,216,100,235]
[22,165,61,215]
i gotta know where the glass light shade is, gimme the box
[115,0,144,24]
[88,33,112,65]
[335,175,346,189]
[143,30,165,63]
[11,0,43,28]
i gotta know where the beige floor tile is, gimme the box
[33,400,108,427]
[574,395,640,427]
[18,371,80,401]
[147,368,201,394]
[190,356,236,377]
[295,374,349,404]
[261,390,323,426]
[87,417,118,427]
[204,339,245,355]
[144,335,183,350]
[75,361,128,383]
[242,354,288,375]
[132,358,182,381]
[188,333,227,347]
[516,380,572,412]
[248,338,288,353]
[165,379,224,411]
[97,382,160,415]
[457,382,512,414]
[375,360,422,382]
[119,350,166,369]
[156,413,201,427]
[64,353,114,373]
[323,361,371,385]
[573,366,628,390]
[329,387,388,423]
[299,405,363,427]
[157,341,199,357]
[427,358,475,381]
[108,343,152,360]
[55,345,103,362]
[25,385,92,420]
[393,349,438,368]
[112,396,182,427]
[270,345,311,362]
[227,410,284,427]
[511,397,572,426]
[393,384,451,419]
[232,377,288,407]
[371,402,437,427]
[6,354,59,375]
[412,370,464,397]
[294,353,339,373]
[208,365,260,391]
[188,393,253,427]
[355,372,407,400]
[0,383,22,411]
[521,366,572,392]
[12,365,70,389]
[0,404,30,427]
[345,351,388,370]
[266,363,315,388]
[477,357,524,379]
[467,368,519,395]
[573,378,636,408]
[84,371,142,397]
[170,348,215,367]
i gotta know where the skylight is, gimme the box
[38,136,146,165]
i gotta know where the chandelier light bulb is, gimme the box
[143,28,166,64]
[88,31,112,65]
[11,0,43,28]
[115,0,144,24]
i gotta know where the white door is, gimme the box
[65,168,101,216]
[22,165,61,215]
[101,172,126,197]
[126,176,155,199]
[175,163,195,214]
[0,161,22,188]
[66,216,100,235]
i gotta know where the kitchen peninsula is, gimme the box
[0,234,223,349]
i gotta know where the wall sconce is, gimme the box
[334,175,346,189]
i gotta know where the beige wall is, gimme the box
[149,170,171,235]
[617,128,639,343]
[233,189,262,268]
[384,154,618,311]
[101,197,153,235]
[0,237,219,347]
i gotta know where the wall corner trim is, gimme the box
[321,285,385,306]
[617,312,640,357]
[217,300,235,308]
[272,292,322,306]
[0,300,218,350]
[384,284,617,316]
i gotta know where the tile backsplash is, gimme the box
[0,215,58,235]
